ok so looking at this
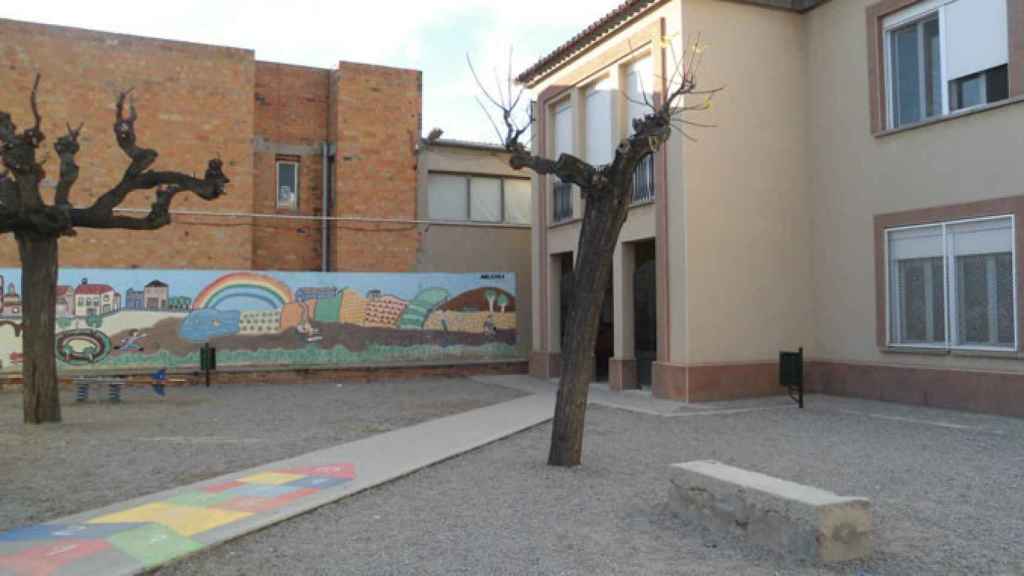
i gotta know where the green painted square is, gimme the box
[164,491,234,508]
[107,523,202,567]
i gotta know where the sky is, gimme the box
[0,0,622,144]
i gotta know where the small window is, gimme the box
[470,177,502,222]
[950,65,1009,112]
[428,174,469,220]
[883,0,1009,129]
[886,216,1016,350]
[503,179,531,224]
[427,173,531,225]
[276,161,299,210]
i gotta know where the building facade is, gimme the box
[521,0,1024,416]
[0,18,534,357]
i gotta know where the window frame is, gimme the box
[882,1,949,129]
[275,159,300,211]
[425,171,531,225]
[885,214,1018,352]
[880,0,1014,130]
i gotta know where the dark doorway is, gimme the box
[594,277,613,382]
[634,239,657,387]
[558,252,574,353]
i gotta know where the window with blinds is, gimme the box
[886,216,1016,350]
[426,173,531,225]
[883,0,1009,128]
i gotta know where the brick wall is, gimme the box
[0,21,429,276]
[332,62,422,272]
[252,62,330,270]
[0,19,256,270]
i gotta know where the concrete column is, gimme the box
[529,252,564,380]
[610,242,638,391]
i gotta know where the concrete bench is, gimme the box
[668,460,871,563]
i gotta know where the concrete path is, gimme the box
[0,393,554,576]
[472,375,797,417]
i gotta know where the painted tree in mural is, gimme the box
[0,76,229,423]
[472,42,717,466]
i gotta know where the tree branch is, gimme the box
[114,90,158,177]
[70,93,228,229]
[73,159,228,229]
[54,123,82,206]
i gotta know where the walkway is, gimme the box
[0,392,554,576]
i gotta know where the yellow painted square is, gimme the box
[237,472,305,486]
[88,501,252,537]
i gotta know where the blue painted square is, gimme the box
[222,484,300,498]
[0,522,143,542]
[285,476,351,490]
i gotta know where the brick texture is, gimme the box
[252,62,329,270]
[0,20,426,276]
[332,62,422,272]
[0,19,255,269]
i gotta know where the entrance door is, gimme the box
[634,240,657,387]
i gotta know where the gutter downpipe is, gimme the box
[321,141,333,272]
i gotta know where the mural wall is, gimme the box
[0,269,518,373]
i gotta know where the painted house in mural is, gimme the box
[125,289,144,310]
[1,283,20,317]
[144,281,169,311]
[56,286,74,317]
[73,279,121,316]
[168,296,193,311]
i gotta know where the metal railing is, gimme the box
[631,154,656,204]
[552,182,574,222]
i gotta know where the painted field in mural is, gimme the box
[0,269,518,373]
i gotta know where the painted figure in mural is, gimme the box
[295,304,323,343]
[483,316,497,337]
[114,329,146,353]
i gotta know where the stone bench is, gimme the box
[668,460,871,563]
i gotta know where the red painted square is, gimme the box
[201,480,246,493]
[214,488,320,514]
[0,539,110,576]
[285,463,355,479]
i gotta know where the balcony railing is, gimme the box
[552,182,574,223]
[631,154,656,205]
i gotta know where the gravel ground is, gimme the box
[161,394,1024,576]
[0,378,524,531]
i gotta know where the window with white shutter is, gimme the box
[886,216,1016,350]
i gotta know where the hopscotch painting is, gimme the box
[0,269,518,373]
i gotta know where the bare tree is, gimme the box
[472,41,717,466]
[0,76,229,424]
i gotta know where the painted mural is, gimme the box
[0,269,518,373]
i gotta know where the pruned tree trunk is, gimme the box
[16,233,60,423]
[1,75,229,424]
[548,184,631,467]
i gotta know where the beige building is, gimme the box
[520,0,1024,416]
[416,139,533,356]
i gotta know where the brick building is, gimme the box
[0,18,534,355]
[0,18,422,273]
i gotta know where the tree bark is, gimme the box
[548,186,631,467]
[16,233,60,424]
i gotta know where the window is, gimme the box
[276,160,299,210]
[503,179,531,224]
[426,173,531,225]
[884,0,1009,129]
[470,177,501,222]
[584,77,614,166]
[625,57,656,204]
[887,216,1016,350]
[552,101,575,222]
[427,174,468,221]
